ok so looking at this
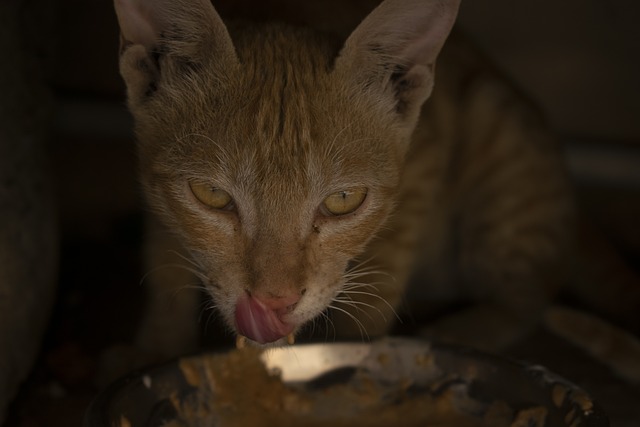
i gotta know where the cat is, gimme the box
[112,0,574,359]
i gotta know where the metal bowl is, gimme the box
[84,337,609,426]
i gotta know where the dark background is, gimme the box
[3,0,640,425]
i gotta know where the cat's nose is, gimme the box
[257,292,302,316]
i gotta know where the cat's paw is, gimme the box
[545,306,640,384]
[419,305,535,353]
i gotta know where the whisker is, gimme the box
[339,289,401,322]
[344,269,396,281]
[197,298,213,323]
[202,302,219,336]
[139,265,168,287]
[168,249,204,270]
[342,282,382,292]
[139,261,210,292]
[169,281,208,299]
[347,254,378,268]
[333,297,386,319]
[343,256,396,283]
[345,262,379,272]
[320,311,336,342]
[327,305,369,341]
[332,296,377,323]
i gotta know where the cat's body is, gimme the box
[114,0,573,358]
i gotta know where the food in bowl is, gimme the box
[87,339,607,427]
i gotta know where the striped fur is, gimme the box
[339,35,574,348]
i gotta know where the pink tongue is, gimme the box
[234,295,294,344]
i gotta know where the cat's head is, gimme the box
[114,0,459,344]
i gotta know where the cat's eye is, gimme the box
[189,181,233,210]
[322,187,367,216]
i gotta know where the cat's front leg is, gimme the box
[419,233,565,353]
[98,218,202,385]
[422,199,573,352]
[428,129,574,352]
[135,217,202,359]
[422,304,539,353]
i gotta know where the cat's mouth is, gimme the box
[236,333,296,349]
[234,292,300,345]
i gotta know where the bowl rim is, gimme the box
[84,337,610,427]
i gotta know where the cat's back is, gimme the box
[396,32,574,307]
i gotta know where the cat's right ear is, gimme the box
[113,0,239,105]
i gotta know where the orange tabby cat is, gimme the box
[113,0,573,357]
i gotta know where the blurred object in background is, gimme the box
[0,0,58,422]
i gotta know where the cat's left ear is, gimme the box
[335,0,460,123]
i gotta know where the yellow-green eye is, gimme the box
[322,187,367,216]
[189,181,233,210]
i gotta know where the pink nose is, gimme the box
[234,292,301,344]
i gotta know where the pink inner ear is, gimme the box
[114,0,159,48]
[340,0,460,70]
